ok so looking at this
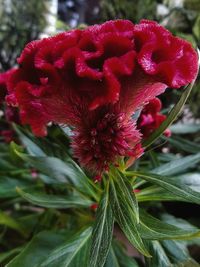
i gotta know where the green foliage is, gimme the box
[0,0,47,71]
[100,0,157,23]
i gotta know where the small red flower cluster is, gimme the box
[0,69,20,143]
[137,98,171,138]
[0,69,15,105]
[5,19,198,174]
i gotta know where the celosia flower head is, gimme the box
[6,20,198,175]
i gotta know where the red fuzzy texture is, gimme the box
[137,98,171,138]
[5,19,198,174]
[71,106,142,174]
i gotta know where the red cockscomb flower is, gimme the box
[6,20,198,175]
[137,97,171,138]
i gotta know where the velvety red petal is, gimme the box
[135,19,199,88]
[120,68,167,115]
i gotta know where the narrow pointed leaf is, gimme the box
[110,179,151,257]
[112,168,139,223]
[89,181,114,267]
[11,142,98,200]
[152,153,200,176]
[132,172,200,205]
[139,210,200,240]
[40,227,92,267]
[16,187,92,209]
[6,231,67,267]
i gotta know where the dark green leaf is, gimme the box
[11,142,98,200]
[104,248,120,267]
[0,211,27,237]
[0,247,22,265]
[113,242,139,267]
[6,231,67,267]
[40,227,92,267]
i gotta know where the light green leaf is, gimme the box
[16,187,92,209]
[89,181,114,267]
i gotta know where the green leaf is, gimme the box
[152,153,200,176]
[89,181,114,267]
[136,185,183,202]
[170,123,200,134]
[162,136,200,154]
[143,81,195,148]
[131,171,200,205]
[104,248,120,267]
[16,187,92,209]
[139,210,200,240]
[40,227,92,267]
[0,247,23,265]
[6,231,67,267]
[109,177,151,257]
[161,240,199,266]
[112,168,139,223]
[113,242,139,267]
[137,173,200,202]
[11,142,99,200]
[145,240,171,267]
[0,177,32,198]
[0,211,27,237]
[13,125,46,156]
